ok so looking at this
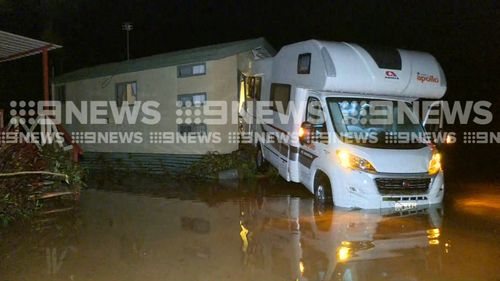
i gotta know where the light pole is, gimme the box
[122,22,133,60]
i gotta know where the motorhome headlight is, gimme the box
[336,150,377,173]
[428,152,442,175]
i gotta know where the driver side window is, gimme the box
[306,97,329,144]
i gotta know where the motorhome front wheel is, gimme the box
[314,173,333,204]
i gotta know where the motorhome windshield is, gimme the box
[326,98,428,149]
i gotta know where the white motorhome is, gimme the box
[248,40,447,209]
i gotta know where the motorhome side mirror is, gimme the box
[299,121,313,145]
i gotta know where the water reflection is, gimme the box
[239,195,443,281]
[0,179,498,281]
[0,199,81,279]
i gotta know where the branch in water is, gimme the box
[0,171,69,183]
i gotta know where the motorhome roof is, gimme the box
[266,40,447,99]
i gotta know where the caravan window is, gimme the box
[244,76,262,100]
[270,83,291,114]
[116,81,137,106]
[178,123,207,135]
[178,93,207,107]
[178,63,206,78]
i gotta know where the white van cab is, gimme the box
[248,40,447,209]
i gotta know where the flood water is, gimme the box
[1,175,499,281]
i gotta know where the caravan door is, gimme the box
[299,96,329,191]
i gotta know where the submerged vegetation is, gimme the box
[0,142,275,227]
[0,143,85,226]
[181,145,277,180]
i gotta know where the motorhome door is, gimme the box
[299,96,329,189]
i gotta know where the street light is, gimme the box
[121,22,133,60]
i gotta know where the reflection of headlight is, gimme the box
[427,228,440,239]
[239,221,249,253]
[428,152,442,175]
[427,228,440,245]
[429,239,440,245]
[336,150,377,173]
[337,241,351,262]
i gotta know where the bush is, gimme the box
[181,145,258,180]
[40,144,86,186]
[0,143,85,226]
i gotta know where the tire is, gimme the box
[255,144,268,172]
[314,172,333,205]
[313,172,333,231]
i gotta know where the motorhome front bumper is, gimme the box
[333,169,444,209]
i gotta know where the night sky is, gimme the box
[0,1,498,115]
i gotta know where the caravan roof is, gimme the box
[264,40,446,99]
[56,37,275,83]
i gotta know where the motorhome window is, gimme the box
[177,63,206,78]
[178,123,207,135]
[326,98,427,149]
[297,53,311,74]
[424,103,444,140]
[55,85,66,103]
[270,83,291,114]
[359,45,402,70]
[115,81,137,106]
[178,93,207,107]
[306,97,328,143]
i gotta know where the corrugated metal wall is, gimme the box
[81,152,203,174]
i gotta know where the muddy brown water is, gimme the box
[0,175,499,281]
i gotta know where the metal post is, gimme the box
[126,30,130,60]
[42,47,49,103]
[122,22,133,60]
[0,109,4,129]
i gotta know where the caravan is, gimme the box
[248,40,447,209]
